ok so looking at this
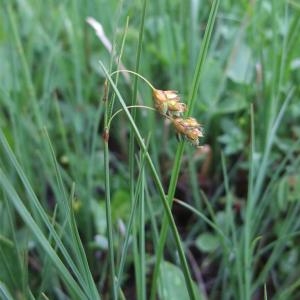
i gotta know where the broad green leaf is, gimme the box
[111,190,131,222]
[91,200,107,235]
[217,94,247,114]
[226,43,253,84]
[158,261,203,300]
[195,232,219,253]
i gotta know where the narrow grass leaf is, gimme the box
[0,169,86,299]
[150,1,220,299]
[100,61,197,300]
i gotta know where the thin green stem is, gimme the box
[149,1,220,299]
[107,105,156,129]
[6,3,42,128]
[221,153,243,300]
[104,141,117,300]
[103,72,117,300]
[100,61,196,300]
[139,164,146,300]
[115,145,148,292]
[186,0,220,115]
[149,143,185,300]
[102,17,129,300]
[244,105,255,300]
[110,70,155,90]
[107,17,129,120]
[129,3,147,297]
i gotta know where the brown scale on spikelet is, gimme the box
[152,89,186,117]
[172,117,203,147]
[152,88,203,146]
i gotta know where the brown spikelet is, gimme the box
[152,89,186,117]
[172,117,203,146]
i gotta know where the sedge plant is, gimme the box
[101,64,204,300]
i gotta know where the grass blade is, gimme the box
[150,1,220,299]
[100,60,197,300]
[0,169,86,299]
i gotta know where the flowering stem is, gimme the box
[110,69,156,90]
[107,105,156,129]
[150,1,220,298]
[100,60,197,300]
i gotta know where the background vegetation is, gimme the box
[0,0,300,299]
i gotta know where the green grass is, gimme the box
[1,0,300,299]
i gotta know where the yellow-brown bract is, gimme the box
[172,117,203,146]
[152,89,186,117]
[152,87,203,147]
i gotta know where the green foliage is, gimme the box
[195,232,220,253]
[0,0,300,299]
[158,261,204,300]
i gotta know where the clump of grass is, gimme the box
[101,63,198,300]
[1,0,300,299]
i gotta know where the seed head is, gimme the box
[167,100,187,117]
[153,89,180,102]
[152,89,186,117]
[172,117,203,146]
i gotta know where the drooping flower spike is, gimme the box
[172,117,204,147]
[108,69,203,147]
[152,89,186,117]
